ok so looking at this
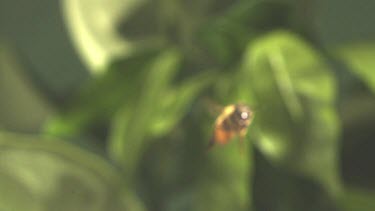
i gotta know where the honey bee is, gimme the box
[208,104,254,149]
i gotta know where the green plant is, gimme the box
[1,0,375,210]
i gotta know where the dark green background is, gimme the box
[0,0,375,210]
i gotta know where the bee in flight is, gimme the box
[208,104,254,149]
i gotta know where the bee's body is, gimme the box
[209,104,254,148]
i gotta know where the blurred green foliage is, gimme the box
[1,0,375,210]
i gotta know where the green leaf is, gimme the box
[148,71,214,136]
[192,144,253,211]
[44,50,160,137]
[253,152,338,211]
[339,188,375,211]
[62,0,160,73]
[0,43,53,132]
[0,131,143,211]
[108,49,215,185]
[158,137,253,211]
[108,49,182,177]
[336,43,375,92]
[239,30,341,195]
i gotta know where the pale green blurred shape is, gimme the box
[0,43,53,132]
[108,49,213,180]
[62,0,161,74]
[108,49,182,176]
[62,0,134,73]
[337,43,375,93]
[147,71,213,136]
[0,131,142,211]
[239,31,341,196]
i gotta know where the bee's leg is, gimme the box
[238,136,245,154]
[238,130,247,154]
[207,137,215,151]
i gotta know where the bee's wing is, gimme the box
[201,97,224,116]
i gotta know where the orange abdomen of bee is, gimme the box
[214,128,235,144]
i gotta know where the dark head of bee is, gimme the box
[233,104,253,128]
